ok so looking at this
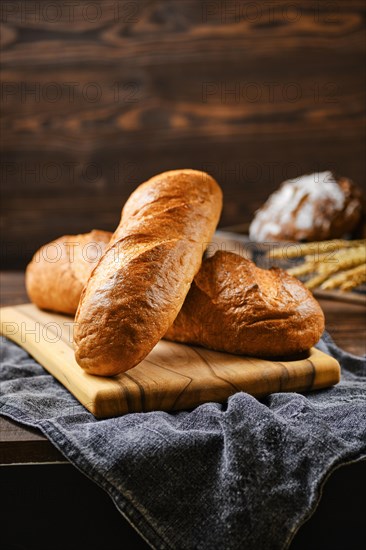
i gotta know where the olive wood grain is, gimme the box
[0,304,340,418]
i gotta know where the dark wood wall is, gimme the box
[1,0,365,268]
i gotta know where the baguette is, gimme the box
[25,230,111,315]
[165,251,325,356]
[74,169,223,376]
[26,233,322,359]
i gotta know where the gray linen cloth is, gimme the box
[0,332,365,550]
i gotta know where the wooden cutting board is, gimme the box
[0,304,341,419]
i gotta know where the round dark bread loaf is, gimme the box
[165,250,325,357]
[249,171,363,242]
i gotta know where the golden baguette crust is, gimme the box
[25,230,112,315]
[165,251,325,356]
[74,169,223,376]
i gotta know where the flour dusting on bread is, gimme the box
[249,171,363,242]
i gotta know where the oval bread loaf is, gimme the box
[165,251,325,356]
[249,171,363,242]
[74,169,223,376]
[25,230,112,315]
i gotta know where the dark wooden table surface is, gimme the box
[1,269,365,465]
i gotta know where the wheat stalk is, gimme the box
[282,239,366,291]
[316,247,366,275]
[320,264,366,291]
[269,239,366,259]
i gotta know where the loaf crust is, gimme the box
[25,230,111,315]
[165,251,325,357]
[74,170,223,376]
[249,171,363,242]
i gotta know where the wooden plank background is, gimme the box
[1,0,365,268]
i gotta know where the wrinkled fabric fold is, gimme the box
[0,333,365,550]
